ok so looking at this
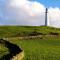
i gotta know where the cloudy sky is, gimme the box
[0,0,60,27]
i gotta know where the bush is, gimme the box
[49,32,59,35]
[29,30,44,36]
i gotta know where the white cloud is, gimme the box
[0,0,45,25]
[9,0,45,16]
[48,7,60,27]
[0,0,60,28]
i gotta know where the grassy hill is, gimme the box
[0,26,60,60]
[0,26,60,38]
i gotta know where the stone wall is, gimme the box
[11,51,24,60]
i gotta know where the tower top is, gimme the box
[45,8,48,13]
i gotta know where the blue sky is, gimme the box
[0,0,60,8]
[30,0,60,8]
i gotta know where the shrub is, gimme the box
[49,32,59,35]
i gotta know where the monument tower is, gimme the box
[45,8,48,26]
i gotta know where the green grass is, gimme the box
[0,44,9,58]
[7,38,60,60]
[0,26,60,60]
[0,26,60,38]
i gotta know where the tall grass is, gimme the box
[0,26,60,60]
[0,44,9,58]
[0,26,60,38]
[8,38,60,60]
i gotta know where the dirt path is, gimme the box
[3,35,43,40]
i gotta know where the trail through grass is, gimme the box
[0,26,60,60]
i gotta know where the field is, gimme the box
[0,26,60,38]
[6,38,60,60]
[0,26,60,60]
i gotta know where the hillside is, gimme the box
[0,26,60,38]
[0,26,60,60]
